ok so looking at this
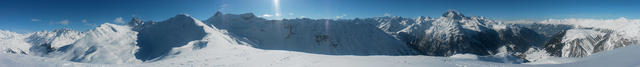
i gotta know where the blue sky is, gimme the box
[0,0,638,33]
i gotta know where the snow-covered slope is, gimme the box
[367,11,640,60]
[25,29,85,56]
[372,11,546,59]
[1,28,86,56]
[553,28,634,57]
[412,11,501,56]
[132,14,213,61]
[1,39,639,67]
[536,25,639,57]
[374,16,420,35]
[1,11,640,66]
[0,30,31,54]
[204,12,418,55]
[507,18,640,57]
[47,23,140,64]
[0,13,233,64]
[540,18,640,57]
[201,11,639,62]
[2,23,140,64]
[534,44,640,67]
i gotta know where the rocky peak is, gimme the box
[442,10,466,20]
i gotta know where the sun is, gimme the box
[273,0,281,18]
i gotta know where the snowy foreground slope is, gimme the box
[1,37,639,67]
[1,11,640,67]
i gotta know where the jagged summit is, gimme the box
[161,14,199,24]
[442,10,466,19]
[52,28,74,32]
[173,14,193,19]
[214,11,223,16]
[130,17,143,23]
[127,14,196,27]
[127,17,144,26]
[210,11,257,19]
[239,13,256,18]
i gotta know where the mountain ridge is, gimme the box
[0,11,638,64]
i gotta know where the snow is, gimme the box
[47,29,85,49]
[133,14,212,61]
[1,11,640,67]
[0,31,518,67]
[2,36,639,67]
[562,29,605,42]
[48,23,140,64]
[0,30,31,54]
[560,29,603,57]
[204,12,417,55]
[489,23,508,31]
[23,29,85,56]
[540,18,640,40]
[537,45,640,67]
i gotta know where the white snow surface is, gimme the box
[1,12,640,67]
[47,23,141,64]
[0,30,31,54]
[536,18,640,57]
[540,18,640,40]
[205,12,417,55]
[1,33,639,67]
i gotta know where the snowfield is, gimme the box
[1,11,640,67]
[1,38,639,67]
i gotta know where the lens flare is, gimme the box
[273,0,281,19]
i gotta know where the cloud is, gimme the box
[85,23,97,26]
[501,20,536,24]
[31,19,40,22]
[384,13,391,16]
[114,17,125,23]
[335,14,347,19]
[80,19,96,26]
[217,4,229,11]
[540,17,640,24]
[504,17,640,36]
[59,20,69,25]
[81,19,88,23]
[261,14,274,17]
[504,17,640,25]
[288,13,294,15]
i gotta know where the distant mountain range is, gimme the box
[0,11,638,64]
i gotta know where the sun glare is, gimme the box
[273,0,281,19]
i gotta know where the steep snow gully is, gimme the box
[1,11,639,65]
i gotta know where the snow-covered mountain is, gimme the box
[535,18,640,57]
[366,11,640,59]
[25,29,85,56]
[1,11,639,66]
[0,14,226,64]
[48,23,140,64]
[132,14,213,61]
[369,11,547,60]
[3,23,138,64]
[200,11,639,63]
[0,30,31,55]
[204,12,418,55]
[539,26,637,57]
[0,28,87,57]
